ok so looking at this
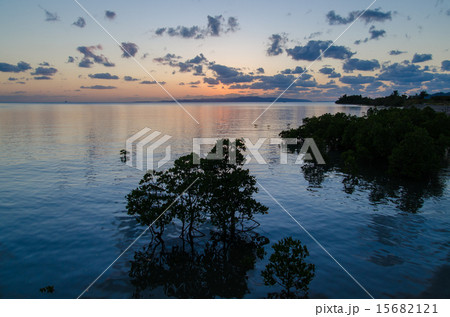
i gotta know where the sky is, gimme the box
[0,0,449,102]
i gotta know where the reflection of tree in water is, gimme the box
[126,139,315,298]
[300,162,446,213]
[129,231,268,298]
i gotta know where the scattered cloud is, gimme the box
[39,6,59,22]
[256,67,265,74]
[355,26,386,44]
[124,76,139,81]
[326,8,392,25]
[369,26,386,39]
[88,73,119,80]
[81,85,116,89]
[67,56,75,63]
[305,31,322,40]
[209,64,253,84]
[286,40,354,61]
[8,77,18,81]
[73,17,86,28]
[141,80,165,85]
[120,42,138,58]
[105,10,116,20]
[343,58,380,72]
[0,61,32,73]
[266,33,287,56]
[389,50,406,55]
[154,53,208,74]
[76,45,115,68]
[377,63,434,84]
[203,77,220,85]
[39,62,50,66]
[340,74,375,85]
[229,74,316,90]
[34,76,52,80]
[412,53,432,63]
[319,67,341,78]
[154,15,239,39]
[441,60,450,71]
[280,66,305,74]
[31,67,58,76]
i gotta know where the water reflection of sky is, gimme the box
[0,102,448,298]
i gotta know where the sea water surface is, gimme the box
[0,102,448,298]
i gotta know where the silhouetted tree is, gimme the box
[262,237,315,298]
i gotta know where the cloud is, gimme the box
[280,66,305,74]
[31,67,58,76]
[326,8,392,25]
[0,61,32,73]
[81,85,116,89]
[305,31,322,40]
[266,33,288,56]
[340,74,375,85]
[442,60,450,71]
[154,53,208,74]
[203,77,220,85]
[8,77,18,81]
[76,45,115,68]
[121,42,138,58]
[209,64,254,84]
[389,50,406,55]
[377,63,434,84]
[88,73,119,80]
[412,53,432,63]
[227,17,239,32]
[229,74,316,90]
[186,53,207,64]
[140,80,166,85]
[78,59,94,68]
[105,10,116,20]
[193,65,204,76]
[319,67,341,78]
[355,26,386,45]
[124,76,139,81]
[155,15,239,39]
[34,76,52,80]
[256,67,265,74]
[39,6,59,22]
[73,17,86,28]
[286,40,354,61]
[369,26,386,39]
[39,62,50,66]
[319,67,334,75]
[343,58,380,72]
[155,28,166,35]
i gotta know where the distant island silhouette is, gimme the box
[134,96,311,103]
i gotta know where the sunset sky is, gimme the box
[1,0,449,102]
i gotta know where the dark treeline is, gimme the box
[336,90,450,107]
[280,107,450,180]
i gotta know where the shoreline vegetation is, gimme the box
[280,106,450,180]
[335,90,450,108]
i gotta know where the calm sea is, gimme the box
[0,102,448,298]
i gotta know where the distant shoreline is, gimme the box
[133,96,312,103]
